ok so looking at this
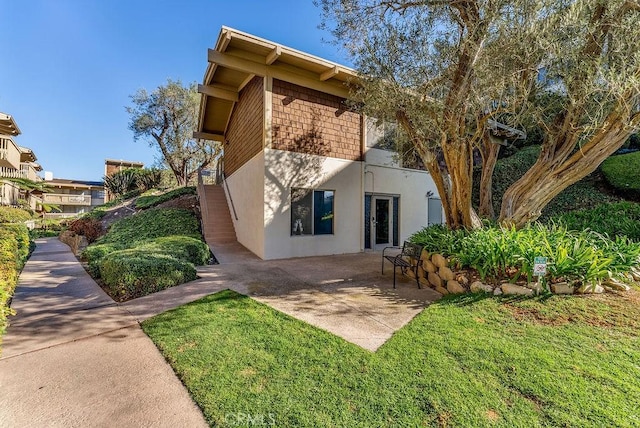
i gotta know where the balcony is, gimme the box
[42,193,92,206]
[0,163,40,181]
[0,138,21,169]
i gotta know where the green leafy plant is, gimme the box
[0,206,32,223]
[135,186,197,210]
[67,217,104,243]
[552,202,640,241]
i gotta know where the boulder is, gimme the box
[602,279,631,292]
[438,266,455,281]
[630,268,640,282]
[428,272,442,288]
[493,286,503,296]
[431,253,447,268]
[423,260,437,273]
[576,283,605,294]
[550,282,575,295]
[456,274,469,286]
[446,280,466,294]
[435,285,449,295]
[405,269,416,279]
[418,278,431,288]
[420,249,431,261]
[470,281,493,293]
[501,284,534,296]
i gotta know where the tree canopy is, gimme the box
[318,0,640,228]
[127,79,221,186]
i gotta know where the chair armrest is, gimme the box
[382,246,402,258]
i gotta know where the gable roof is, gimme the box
[197,27,356,142]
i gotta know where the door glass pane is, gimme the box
[314,190,334,235]
[375,199,390,244]
[428,198,443,226]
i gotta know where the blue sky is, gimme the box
[0,0,349,181]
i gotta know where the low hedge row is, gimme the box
[1,224,30,352]
[601,151,640,196]
[551,201,640,241]
[82,208,209,301]
[0,207,32,223]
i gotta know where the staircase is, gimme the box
[199,185,237,244]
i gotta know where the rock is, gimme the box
[431,253,447,268]
[493,286,503,296]
[405,269,416,279]
[446,280,466,294]
[602,279,631,292]
[456,274,469,286]
[630,268,640,282]
[419,277,431,288]
[435,285,449,295]
[423,260,437,273]
[576,283,605,294]
[428,272,442,288]
[420,249,430,261]
[438,266,455,281]
[417,267,426,279]
[470,281,493,293]
[550,282,575,295]
[524,282,544,294]
[501,284,534,296]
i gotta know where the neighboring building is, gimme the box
[0,113,43,210]
[104,159,144,202]
[195,27,444,260]
[42,179,105,218]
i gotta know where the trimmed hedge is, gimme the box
[1,224,30,352]
[99,251,197,301]
[601,151,640,195]
[0,207,32,223]
[135,186,197,210]
[136,236,210,266]
[99,208,201,246]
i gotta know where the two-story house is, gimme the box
[195,28,444,260]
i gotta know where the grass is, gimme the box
[135,186,196,210]
[143,290,640,427]
[551,201,640,241]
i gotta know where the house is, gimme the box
[195,27,443,260]
[0,113,44,210]
[41,178,105,218]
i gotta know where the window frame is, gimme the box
[290,187,335,236]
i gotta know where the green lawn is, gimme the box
[142,290,640,427]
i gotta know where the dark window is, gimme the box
[291,188,334,236]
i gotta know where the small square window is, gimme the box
[291,188,334,236]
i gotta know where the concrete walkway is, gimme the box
[0,238,208,428]
[1,238,440,426]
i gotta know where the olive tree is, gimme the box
[127,79,221,186]
[318,0,640,228]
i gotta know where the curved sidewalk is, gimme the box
[0,238,207,428]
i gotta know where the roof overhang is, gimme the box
[0,113,21,136]
[19,146,37,162]
[197,27,358,141]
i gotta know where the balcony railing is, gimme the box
[42,193,92,206]
[0,138,21,169]
[0,164,40,181]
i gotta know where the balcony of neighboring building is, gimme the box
[0,137,21,169]
[42,192,92,206]
[0,162,42,181]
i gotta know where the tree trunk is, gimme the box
[499,109,635,227]
[478,134,502,219]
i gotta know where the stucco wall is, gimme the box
[271,79,362,161]
[225,151,266,258]
[364,163,439,244]
[225,76,264,176]
[263,148,362,259]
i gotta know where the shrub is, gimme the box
[601,151,640,195]
[67,218,104,243]
[137,236,210,265]
[1,224,30,351]
[99,208,201,246]
[409,223,640,284]
[551,202,640,241]
[103,168,139,197]
[135,186,197,210]
[99,250,197,301]
[0,206,32,223]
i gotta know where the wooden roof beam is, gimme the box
[193,131,225,142]
[197,84,239,102]
[266,46,281,65]
[320,65,339,81]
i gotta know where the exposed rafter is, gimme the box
[197,84,239,102]
[193,131,225,142]
[266,46,281,65]
[320,66,339,81]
